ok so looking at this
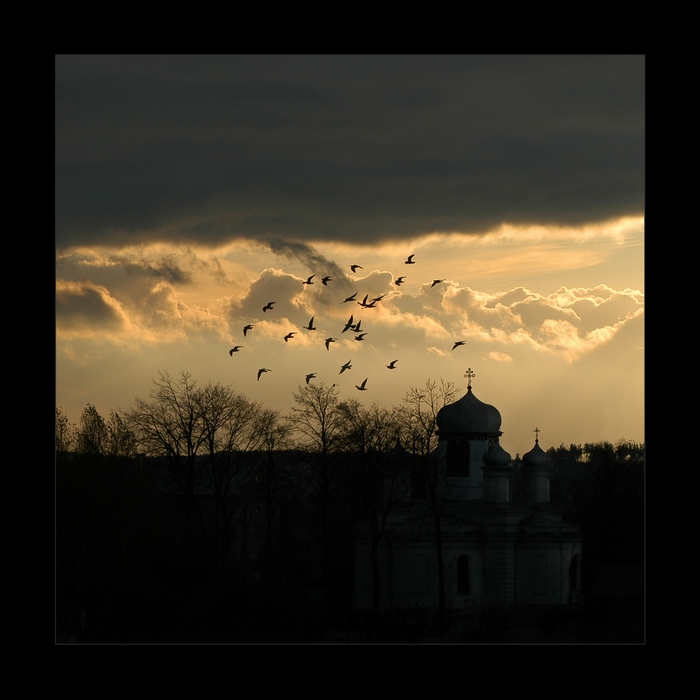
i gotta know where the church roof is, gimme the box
[483,442,512,467]
[436,385,502,436]
[522,439,551,467]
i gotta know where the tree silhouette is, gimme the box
[124,370,270,572]
[400,378,458,631]
[338,400,410,619]
[289,381,349,606]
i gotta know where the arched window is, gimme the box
[457,555,471,595]
[446,440,470,477]
[569,554,579,590]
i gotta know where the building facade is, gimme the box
[353,379,584,625]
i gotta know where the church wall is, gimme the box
[516,540,582,605]
[482,537,518,607]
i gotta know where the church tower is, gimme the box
[522,429,554,507]
[353,368,584,624]
[434,368,502,499]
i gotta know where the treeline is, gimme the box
[55,370,643,643]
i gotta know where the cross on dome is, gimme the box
[534,426,540,443]
[464,367,475,388]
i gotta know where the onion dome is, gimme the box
[483,442,512,467]
[522,439,551,467]
[436,385,502,437]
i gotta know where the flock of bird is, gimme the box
[229,254,467,391]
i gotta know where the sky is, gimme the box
[55,54,644,454]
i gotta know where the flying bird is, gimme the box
[325,337,336,350]
[339,360,352,374]
[342,293,357,303]
[303,316,316,331]
[371,294,386,303]
[387,360,398,369]
[355,378,368,391]
[352,319,363,333]
[321,276,332,285]
[229,346,243,355]
[430,279,445,288]
[342,315,355,333]
[350,265,363,273]
[354,333,367,341]
[243,324,254,336]
[262,301,276,312]
[405,254,416,265]
[257,368,271,381]
[452,341,467,350]
[303,275,315,285]
[284,332,296,342]
[305,373,317,384]
[358,295,377,308]
[395,276,406,286]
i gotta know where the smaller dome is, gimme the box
[483,442,512,467]
[522,440,551,467]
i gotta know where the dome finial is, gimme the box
[464,367,475,390]
[533,426,540,444]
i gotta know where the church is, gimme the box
[353,369,584,629]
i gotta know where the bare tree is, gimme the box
[289,381,347,604]
[76,404,107,456]
[105,410,138,458]
[56,406,75,460]
[400,378,458,631]
[124,370,263,570]
[251,408,294,552]
[339,400,410,617]
[197,382,264,568]
[125,371,208,519]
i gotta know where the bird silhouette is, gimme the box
[229,346,243,355]
[430,279,445,288]
[371,294,386,303]
[243,324,254,336]
[342,293,357,303]
[355,378,368,391]
[305,373,317,384]
[387,359,398,369]
[339,360,352,374]
[284,332,296,342]
[303,316,316,331]
[342,315,355,333]
[257,368,271,381]
[452,341,467,350]
[325,337,336,350]
[354,333,367,341]
[262,301,276,312]
[350,265,363,273]
[395,276,406,286]
[303,274,315,285]
[358,295,377,308]
[321,276,332,285]
[352,320,364,333]
[405,254,416,264]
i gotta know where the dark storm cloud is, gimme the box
[264,237,346,279]
[55,54,644,250]
[56,282,126,332]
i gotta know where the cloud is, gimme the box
[56,280,129,335]
[55,55,644,251]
